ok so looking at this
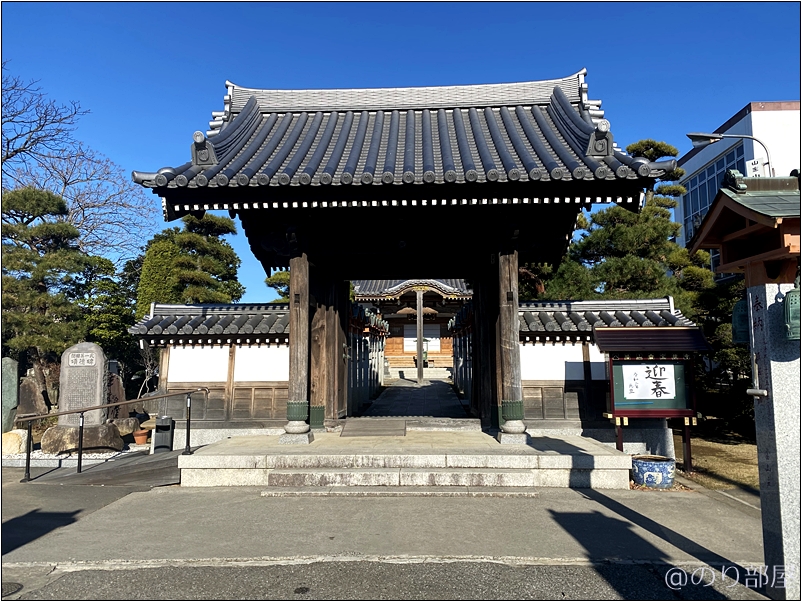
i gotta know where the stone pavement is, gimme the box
[1,465,773,600]
[361,378,469,418]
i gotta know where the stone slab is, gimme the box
[446,454,540,469]
[399,468,535,487]
[278,432,314,445]
[496,432,531,445]
[259,486,540,498]
[535,468,630,490]
[58,342,107,427]
[2,357,19,432]
[267,468,401,487]
[17,376,47,418]
[181,468,273,487]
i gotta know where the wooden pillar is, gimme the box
[471,271,498,428]
[308,272,334,430]
[416,289,424,383]
[498,249,525,437]
[285,253,311,437]
[335,280,349,419]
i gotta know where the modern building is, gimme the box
[676,101,800,254]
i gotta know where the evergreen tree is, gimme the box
[543,139,714,318]
[264,270,290,302]
[1,187,97,403]
[135,214,244,318]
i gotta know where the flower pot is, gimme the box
[631,455,675,489]
[133,429,149,445]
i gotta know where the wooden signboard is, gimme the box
[609,360,695,418]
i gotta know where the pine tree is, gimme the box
[1,187,96,404]
[135,214,244,318]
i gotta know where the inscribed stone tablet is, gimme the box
[59,343,107,426]
[2,357,19,432]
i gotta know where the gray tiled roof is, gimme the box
[353,279,471,298]
[132,70,676,195]
[129,303,291,342]
[130,302,388,345]
[448,297,697,336]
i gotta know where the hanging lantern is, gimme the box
[784,276,800,341]
[732,299,749,344]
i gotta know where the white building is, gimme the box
[676,101,800,251]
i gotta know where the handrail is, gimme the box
[14,389,202,422]
[19,387,209,483]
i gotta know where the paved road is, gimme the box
[1,466,772,600]
[3,560,769,600]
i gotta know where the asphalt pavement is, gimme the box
[1,465,771,600]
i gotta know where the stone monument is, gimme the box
[16,374,48,418]
[40,342,123,454]
[2,357,19,432]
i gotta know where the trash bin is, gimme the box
[153,416,175,453]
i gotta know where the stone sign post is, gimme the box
[58,342,108,427]
[2,357,19,432]
[41,342,123,454]
[748,283,800,601]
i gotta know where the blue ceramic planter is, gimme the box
[631,455,675,489]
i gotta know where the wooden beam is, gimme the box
[721,222,775,243]
[717,245,800,274]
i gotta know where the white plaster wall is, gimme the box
[520,343,584,380]
[751,109,801,177]
[168,346,229,383]
[233,345,289,382]
[519,342,607,381]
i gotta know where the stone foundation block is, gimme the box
[279,432,315,445]
[535,468,630,489]
[40,424,123,454]
[496,432,531,445]
[181,468,272,487]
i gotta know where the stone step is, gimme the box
[181,466,630,489]
[179,451,631,470]
[259,486,540,498]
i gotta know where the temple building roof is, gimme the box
[448,297,700,340]
[132,69,676,206]
[353,279,471,300]
[129,302,387,346]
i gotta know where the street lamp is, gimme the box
[686,132,774,176]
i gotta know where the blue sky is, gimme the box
[3,2,800,302]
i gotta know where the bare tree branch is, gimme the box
[9,146,159,262]
[2,62,159,263]
[2,61,88,173]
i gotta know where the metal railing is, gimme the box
[15,388,209,483]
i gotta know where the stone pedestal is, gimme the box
[279,432,315,445]
[496,432,530,445]
[748,283,800,601]
[40,423,123,454]
[2,358,19,432]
